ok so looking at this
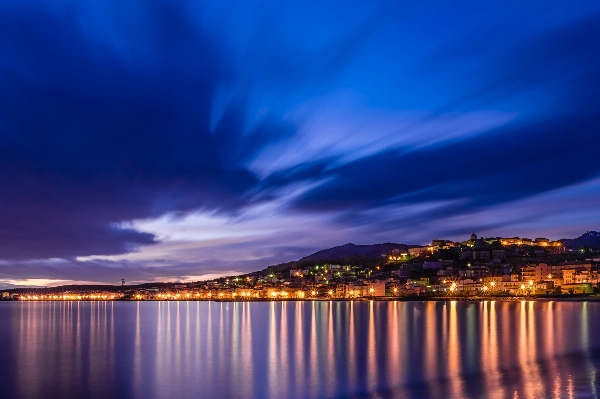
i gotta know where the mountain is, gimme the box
[300,242,412,261]
[561,231,600,250]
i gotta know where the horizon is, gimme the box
[2,1,600,288]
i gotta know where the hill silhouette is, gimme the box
[561,231,600,250]
[300,242,412,261]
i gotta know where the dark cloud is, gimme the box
[0,2,262,259]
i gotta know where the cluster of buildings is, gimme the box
[8,232,600,301]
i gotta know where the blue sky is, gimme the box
[1,1,600,286]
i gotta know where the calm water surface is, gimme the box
[1,300,599,399]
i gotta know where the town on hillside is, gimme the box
[8,231,600,301]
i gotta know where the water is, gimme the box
[0,300,599,399]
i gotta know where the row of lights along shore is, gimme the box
[19,288,383,301]
[19,282,542,301]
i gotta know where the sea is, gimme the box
[0,300,599,399]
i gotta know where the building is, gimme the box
[423,261,443,269]
[521,263,552,282]
[533,281,556,295]
[408,247,427,257]
[437,268,459,277]
[561,283,593,294]
[368,282,386,296]
[460,267,489,279]
[392,269,411,278]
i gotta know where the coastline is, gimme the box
[9,294,600,303]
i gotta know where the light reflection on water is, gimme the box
[1,300,599,399]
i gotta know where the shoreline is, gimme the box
[8,294,600,303]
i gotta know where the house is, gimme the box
[459,267,489,279]
[408,247,427,257]
[423,261,443,269]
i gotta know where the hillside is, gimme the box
[256,242,414,275]
[300,242,412,261]
[561,231,600,250]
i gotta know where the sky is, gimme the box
[1,1,600,287]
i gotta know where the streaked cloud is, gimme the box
[1,1,599,284]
